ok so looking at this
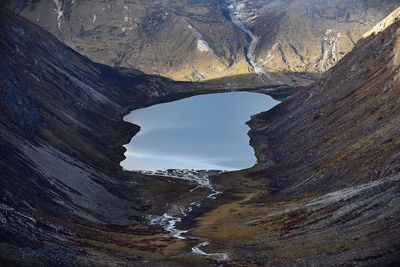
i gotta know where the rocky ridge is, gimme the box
[2,0,252,82]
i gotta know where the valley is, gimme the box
[1,1,400,266]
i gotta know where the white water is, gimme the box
[145,169,229,261]
[227,1,271,80]
[192,241,229,261]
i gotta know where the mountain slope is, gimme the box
[227,0,400,73]
[1,4,400,266]
[191,7,400,266]
[0,7,219,264]
[1,8,301,265]
[2,0,398,84]
[1,0,251,82]
[247,7,400,194]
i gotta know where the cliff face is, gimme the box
[248,7,400,194]
[2,0,398,84]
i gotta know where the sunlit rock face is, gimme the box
[227,0,400,73]
[2,0,398,84]
[1,0,251,82]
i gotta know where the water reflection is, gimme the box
[121,92,279,170]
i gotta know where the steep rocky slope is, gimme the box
[2,0,252,82]
[2,0,398,84]
[191,8,400,266]
[227,0,399,73]
[247,7,400,194]
[0,8,221,265]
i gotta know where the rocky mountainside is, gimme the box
[2,0,398,84]
[0,7,223,265]
[247,6,400,194]
[191,8,400,265]
[2,0,251,82]
[1,4,400,267]
[227,0,400,73]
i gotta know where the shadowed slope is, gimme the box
[191,8,400,266]
[248,8,400,194]
[0,6,210,226]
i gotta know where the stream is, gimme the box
[226,1,271,81]
[144,169,229,261]
[122,92,279,261]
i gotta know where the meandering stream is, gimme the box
[122,92,279,261]
[144,169,229,261]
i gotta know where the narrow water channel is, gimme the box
[121,91,279,261]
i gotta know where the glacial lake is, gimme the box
[121,92,279,171]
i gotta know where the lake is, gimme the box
[121,92,279,171]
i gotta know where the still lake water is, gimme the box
[121,92,279,171]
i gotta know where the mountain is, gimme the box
[192,7,400,265]
[1,0,251,83]
[1,3,400,266]
[227,0,400,73]
[2,0,398,84]
[0,7,220,265]
[247,6,400,194]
